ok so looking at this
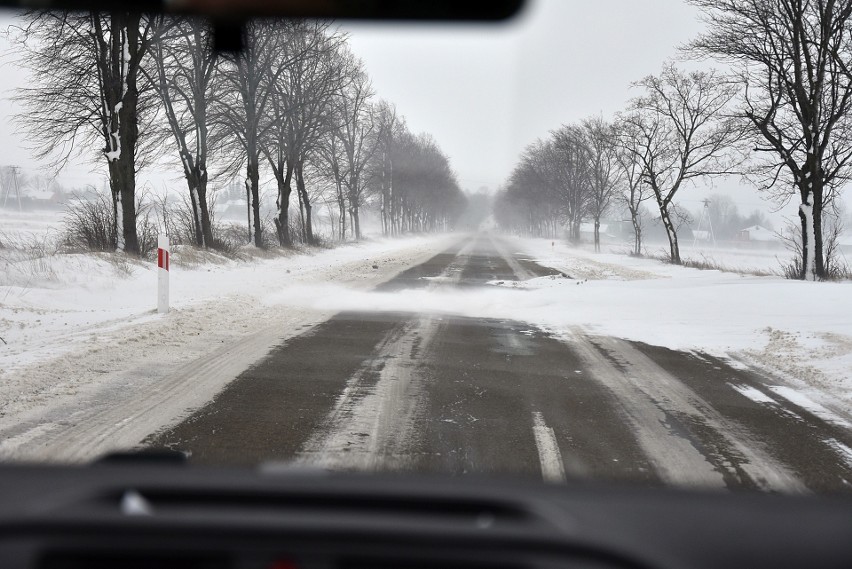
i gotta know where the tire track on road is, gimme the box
[295,240,477,470]
[568,331,807,492]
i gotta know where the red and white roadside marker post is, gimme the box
[157,235,170,314]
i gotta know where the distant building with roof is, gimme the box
[737,224,776,242]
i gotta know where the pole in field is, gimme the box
[692,199,716,248]
[157,235,170,314]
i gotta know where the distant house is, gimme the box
[737,224,776,242]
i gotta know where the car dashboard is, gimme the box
[0,462,849,569]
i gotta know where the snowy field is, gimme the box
[0,210,63,238]
[650,241,794,274]
[596,238,797,275]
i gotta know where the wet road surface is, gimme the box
[147,234,852,494]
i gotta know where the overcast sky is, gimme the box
[0,2,803,221]
[342,0,706,191]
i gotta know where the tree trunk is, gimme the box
[107,111,139,254]
[797,157,826,280]
[108,155,138,254]
[352,205,361,240]
[246,177,251,243]
[814,199,824,278]
[245,177,251,244]
[247,157,262,248]
[189,182,203,246]
[196,175,214,247]
[274,162,294,247]
[296,180,305,243]
[593,217,601,252]
[295,159,314,245]
[571,220,581,242]
[660,205,680,264]
[629,206,642,256]
[348,175,361,240]
[337,186,346,241]
[105,13,141,255]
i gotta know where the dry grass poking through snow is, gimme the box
[0,230,64,288]
[647,251,777,277]
[741,327,852,409]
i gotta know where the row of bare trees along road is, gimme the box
[9,15,466,252]
[497,0,852,280]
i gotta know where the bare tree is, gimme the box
[615,115,654,255]
[147,17,215,247]
[212,20,298,248]
[11,12,164,254]
[335,62,377,240]
[372,100,401,236]
[497,133,590,240]
[263,22,347,246]
[385,131,465,233]
[582,117,620,252]
[550,126,591,242]
[314,128,350,240]
[625,65,741,264]
[690,0,852,280]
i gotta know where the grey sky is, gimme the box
[343,0,706,192]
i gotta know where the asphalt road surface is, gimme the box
[147,234,852,494]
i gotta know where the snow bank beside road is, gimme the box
[515,238,852,412]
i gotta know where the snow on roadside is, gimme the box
[514,238,852,413]
[1,235,453,373]
[0,233,458,461]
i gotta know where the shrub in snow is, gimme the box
[63,193,157,257]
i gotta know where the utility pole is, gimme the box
[1,166,23,211]
[692,198,716,248]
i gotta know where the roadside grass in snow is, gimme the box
[647,250,777,277]
[0,229,63,288]
[638,240,850,281]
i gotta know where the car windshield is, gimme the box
[0,0,851,495]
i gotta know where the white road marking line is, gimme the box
[532,411,566,483]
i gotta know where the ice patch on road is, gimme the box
[768,387,852,428]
